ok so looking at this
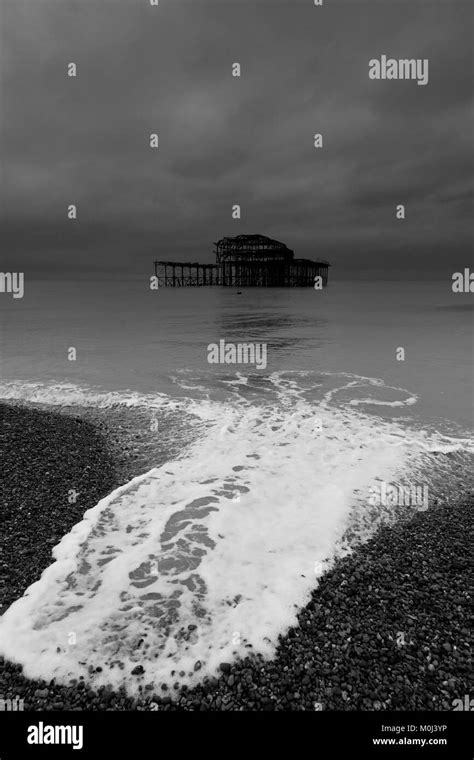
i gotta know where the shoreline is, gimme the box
[0,401,471,711]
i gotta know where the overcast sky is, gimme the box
[1,0,472,279]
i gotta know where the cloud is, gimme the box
[1,0,472,277]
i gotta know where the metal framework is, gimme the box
[152,261,218,287]
[153,235,330,287]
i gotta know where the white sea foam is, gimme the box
[349,396,418,407]
[0,381,182,412]
[0,374,472,695]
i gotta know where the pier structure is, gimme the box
[152,261,218,287]
[153,234,330,287]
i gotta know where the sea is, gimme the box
[0,278,472,694]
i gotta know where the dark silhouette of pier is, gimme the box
[153,235,330,287]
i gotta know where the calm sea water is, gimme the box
[1,278,473,428]
[0,278,472,693]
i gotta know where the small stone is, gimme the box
[131,665,144,676]
[219,662,231,674]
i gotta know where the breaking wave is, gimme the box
[0,372,472,695]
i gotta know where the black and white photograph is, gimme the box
[0,0,472,755]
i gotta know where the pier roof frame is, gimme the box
[214,234,294,263]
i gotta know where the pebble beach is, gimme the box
[0,401,472,712]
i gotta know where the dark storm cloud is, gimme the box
[1,0,472,279]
